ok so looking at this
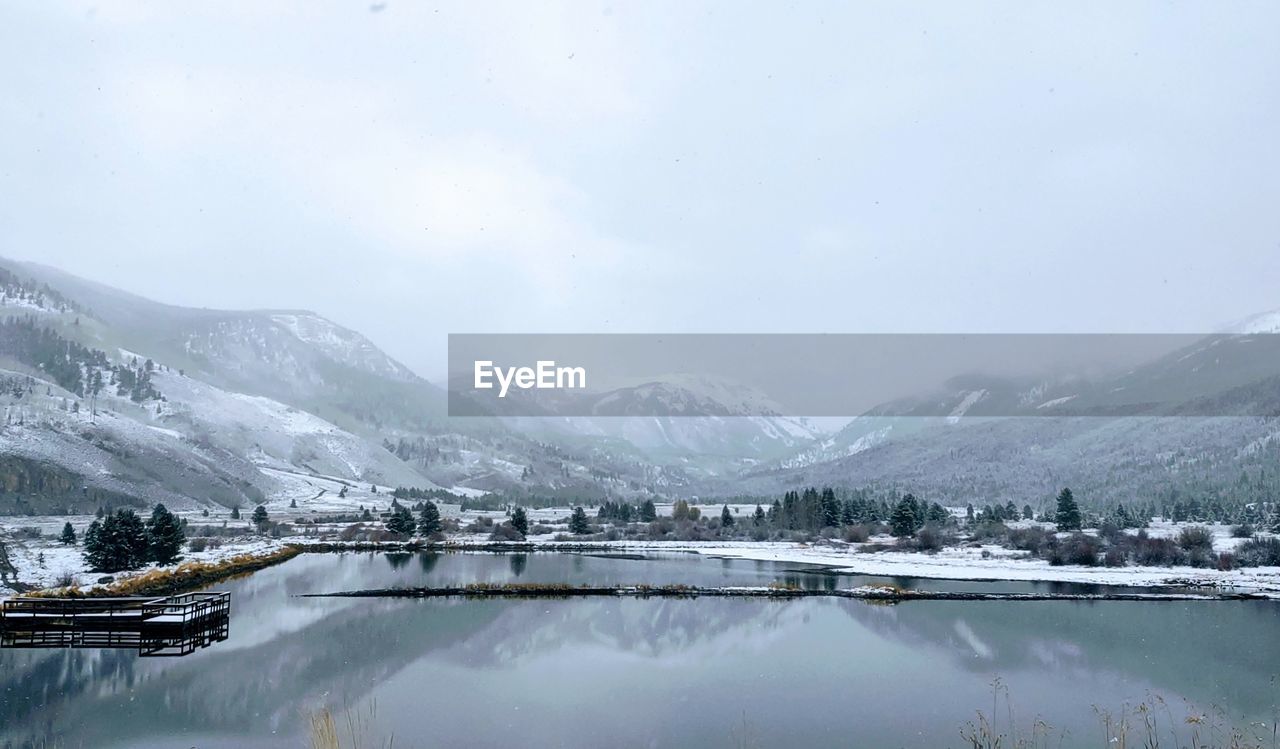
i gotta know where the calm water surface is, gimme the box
[1,552,1277,748]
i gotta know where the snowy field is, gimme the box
[3,499,1279,596]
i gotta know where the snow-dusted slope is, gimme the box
[152,369,432,489]
[1225,308,1280,335]
[0,369,270,512]
[269,312,416,382]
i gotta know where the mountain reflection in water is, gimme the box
[0,552,1274,749]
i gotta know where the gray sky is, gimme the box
[2,2,1278,379]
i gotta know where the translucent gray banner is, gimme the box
[447,333,1280,418]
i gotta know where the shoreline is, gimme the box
[298,582,1275,602]
[23,546,301,598]
[284,538,1280,593]
[7,537,1280,598]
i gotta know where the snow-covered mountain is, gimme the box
[5,257,1280,513]
[0,259,703,509]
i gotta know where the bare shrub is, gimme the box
[1049,533,1100,566]
[1176,525,1214,553]
[915,527,948,551]
[842,524,870,543]
[1007,527,1051,555]
[489,523,525,542]
[969,522,1008,543]
[1236,537,1280,567]
[1132,533,1185,566]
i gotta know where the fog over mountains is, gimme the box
[2,258,1279,515]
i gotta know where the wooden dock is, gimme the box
[0,592,231,657]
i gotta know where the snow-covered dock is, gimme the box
[0,591,231,656]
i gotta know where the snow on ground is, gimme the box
[665,541,1280,593]
[5,504,1278,596]
[0,519,285,594]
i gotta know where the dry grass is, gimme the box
[308,702,396,749]
[961,677,1280,749]
[29,546,302,598]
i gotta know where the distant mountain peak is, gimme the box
[268,312,417,382]
[1225,308,1280,335]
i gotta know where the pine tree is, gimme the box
[386,505,416,535]
[82,520,104,568]
[721,505,735,527]
[511,507,529,536]
[59,522,76,545]
[146,504,186,565]
[85,509,150,572]
[890,498,918,537]
[289,498,298,509]
[639,499,657,522]
[820,488,841,528]
[417,501,443,536]
[231,506,241,520]
[569,506,590,535]
[753,504,766,526]
[1022,504,1034,520]
[252,505,269,530]
[1055,488,1082,531]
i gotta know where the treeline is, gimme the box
[390,486,463,503]
[0,317,162,402]
[0,267,82,313]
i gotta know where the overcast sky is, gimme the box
[2,2,1278,379]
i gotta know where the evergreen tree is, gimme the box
[906,494,926,531]
[720,505,735,527]
[639,499,657,522]
[418,501,443,536]
[386,505,416,535]
[511,506,529,536]
[85,509,150,572]
[1022,504,1034,520]
[252,505,269,530]
[59,522,76,545]
[1055,487,1083,531]
[230,506,241,520]
[82,520,103,568]
[820,488,841,528]
[569,506,590,535]
[146,504,186,565]
[753,504,766,526]
[672,500,691,522]
[890,498,918,537]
